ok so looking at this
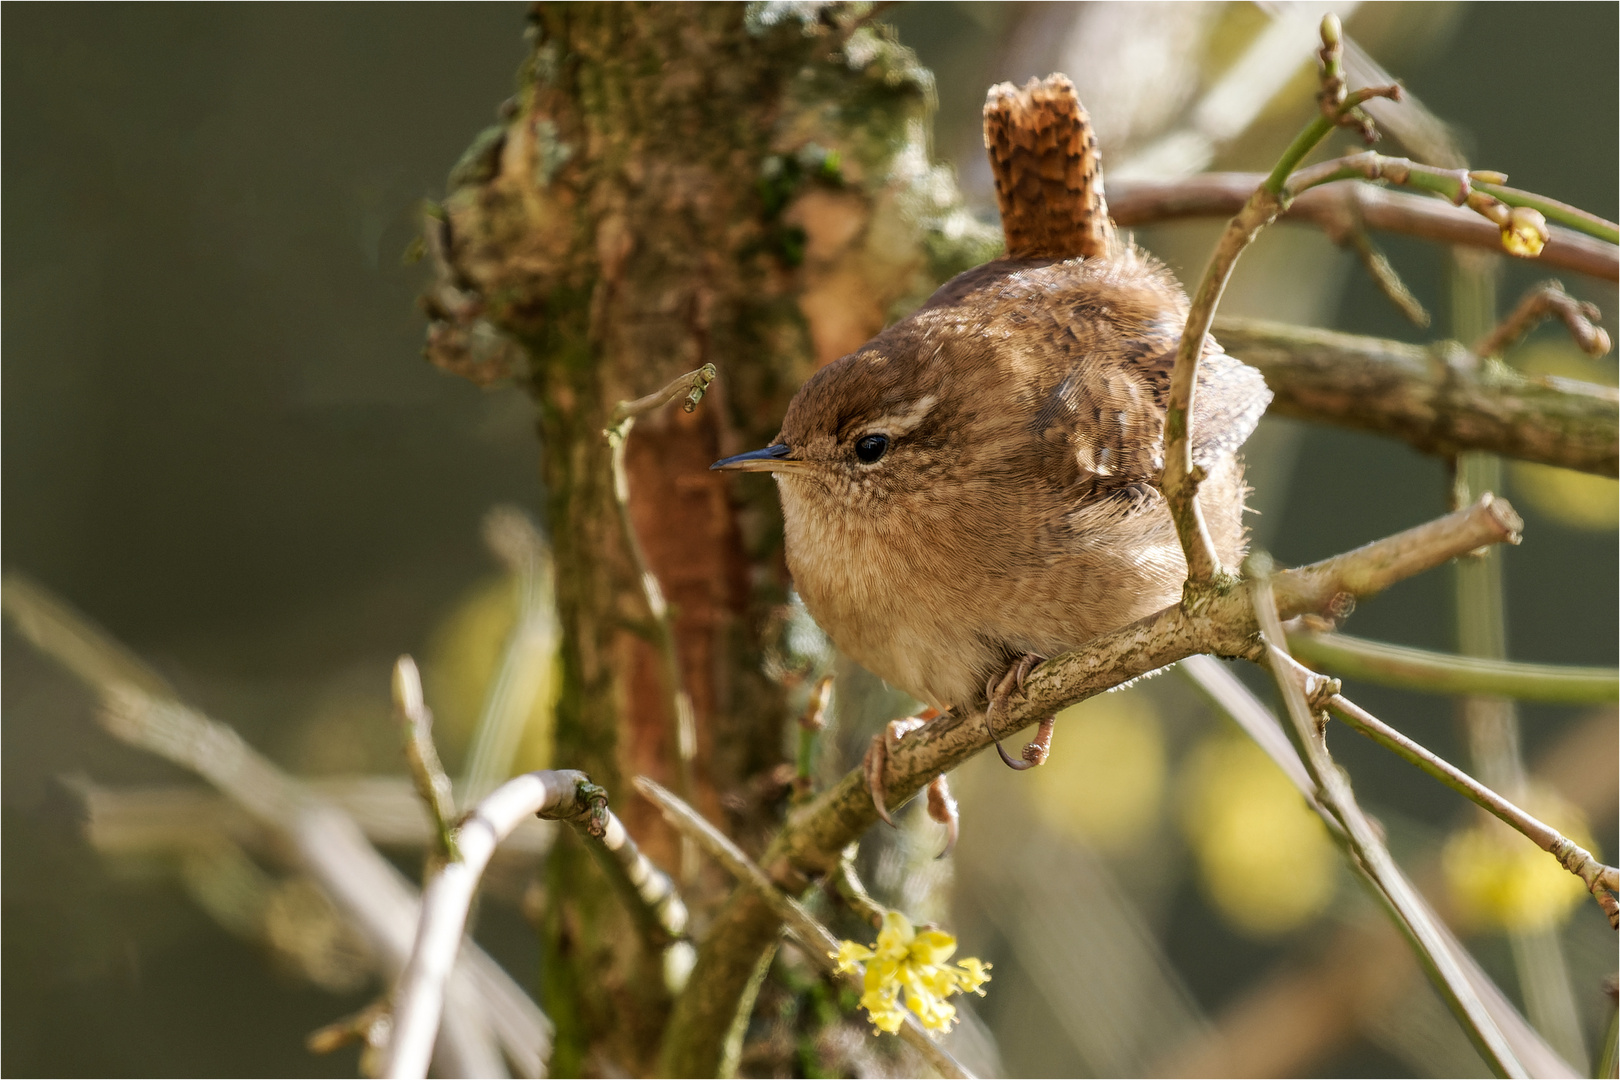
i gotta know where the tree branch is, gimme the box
[1213,315,1620,476]
[0,575,546,1078]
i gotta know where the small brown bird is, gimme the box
[714,76,1270,775]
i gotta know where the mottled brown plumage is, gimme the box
[714,76,1271,723]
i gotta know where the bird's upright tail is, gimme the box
[983,74,1117,262]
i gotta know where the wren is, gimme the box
[714,76,1270,772]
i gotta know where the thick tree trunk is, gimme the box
[423,4,993,1073]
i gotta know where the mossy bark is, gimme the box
[423,4,994,1073]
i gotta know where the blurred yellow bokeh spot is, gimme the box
[1507,343,1618,531]
[426,575,558,776]
[1026,689,1165,853]
[1442,787,1597,933]
[1179,733,1337,937]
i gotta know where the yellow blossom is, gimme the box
[1501,205,1549,257]
[831,910,990,1034]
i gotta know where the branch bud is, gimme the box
[1501,206,1549,258]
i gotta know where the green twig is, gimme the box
[1474,181,1620,247]
[1165,13,1399,586]
[1288,629,1619,704]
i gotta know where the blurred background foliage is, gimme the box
[3,3,1614,1077]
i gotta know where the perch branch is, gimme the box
[1323,691,1619,926]
[382,770,684,1080]
[1251,566,1527,1078]
[1109,175,1619,282]
[634,777,971,1080]
[660,494,1522,1074]
[1213,315,1620,477]
[1474,280,1612,360]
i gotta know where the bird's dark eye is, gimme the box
[855,434,890,464]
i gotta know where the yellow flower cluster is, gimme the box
[832,911,990,1034]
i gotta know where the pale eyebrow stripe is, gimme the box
[862,394,938,436]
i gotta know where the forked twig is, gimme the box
[1249,560,1528,1078]
[383,770,689,1080]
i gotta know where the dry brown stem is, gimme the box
[1475,280,1612,360]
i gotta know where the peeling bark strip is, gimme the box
[422,4,995,1073]
[983,74,1116,259]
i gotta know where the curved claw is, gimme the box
[864,736,895,827]
[987,660,1049,771]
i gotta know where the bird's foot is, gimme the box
[863,709,940,826]
[986,654,1054,771]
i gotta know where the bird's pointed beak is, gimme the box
[710,442,808,473]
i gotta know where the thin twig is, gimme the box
[393,657,460,863]
[1474,181,1620,247]
[1250,562,1527,1079]
[382,771,625,1080]
[604,364,720,872]
[1213,315,1620,477]
[1474,280,1612,360]
[1287,629,1619,704]
[634,777,972,1080]
[1162,14,1398,586]
[1340,226,1431,328]
[1326,691,1619,926]
[607,363,718,429]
